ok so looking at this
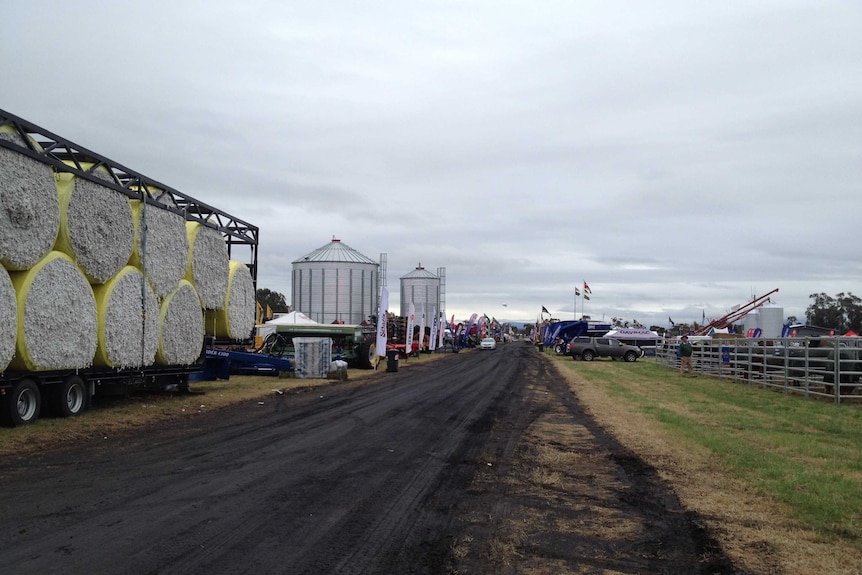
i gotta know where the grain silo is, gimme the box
[400,264,441,319]
[292,238,379,324]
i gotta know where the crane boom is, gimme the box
[694,288,779,336]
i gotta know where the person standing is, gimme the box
[679,335,694,376]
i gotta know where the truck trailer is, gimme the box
[0,109,259,426]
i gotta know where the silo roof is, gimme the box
[293,238,378,265]
[401,264,438,280]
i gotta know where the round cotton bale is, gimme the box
[156,279,204,366]
[204,261,255,340]
[0,266,17,372]
[54,170,134,284]
[8,251,97,371]
[0,144,60,271]
[128,200,188,298]
[185,221,229,310]
[92,266,159,368]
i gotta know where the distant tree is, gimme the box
[256,288,289,313]
[805,292,862,332]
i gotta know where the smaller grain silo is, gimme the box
[292,238,379,324]
[400,264,441,319]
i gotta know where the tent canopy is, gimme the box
[266,311,318,325]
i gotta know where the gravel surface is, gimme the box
[0,345,744,574]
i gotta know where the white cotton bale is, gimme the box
[0,266,17,372]
[128,200,188,298]
[156,279,204,366]
[92,266,159,368]
[8,251,97,371]
[0,145,60,271]
[204,261,255,340]
[54,170,134,284]
[185,221,229,309]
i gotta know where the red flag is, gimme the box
[583,281,591,294]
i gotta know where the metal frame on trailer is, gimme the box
[0,108,259,287]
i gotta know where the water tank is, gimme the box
[400,265,440,318]
[758,307,784,338]
[291,238,379,324]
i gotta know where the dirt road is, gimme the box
[0,343,742,574]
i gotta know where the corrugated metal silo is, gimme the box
[400,264,440,318]
[291,238,379,324]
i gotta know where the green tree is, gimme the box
[805,292,862,332]
[256,288,289,313]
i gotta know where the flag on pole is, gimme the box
[429,307,438,351]
[668,316,675,325]
[376,286,389,357]
[574,287,580,296]
[541,305,549,315]
[418,304,427,352]
[583,281,591,294]
[583,294,590,301]
[405,302,416,355]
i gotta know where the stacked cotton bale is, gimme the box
[129,199,189,298]
[185,221,229,309]
[156,279,204,365]
[7,251,97,371]
[204,261,255,340]
[0,267,16,371]
[0,136,60,271]
[54,169,134,284]
[92,266,159,368]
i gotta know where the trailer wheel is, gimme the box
[50,376,87,418]
[1,378,42,427]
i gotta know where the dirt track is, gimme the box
[0,343,744,574]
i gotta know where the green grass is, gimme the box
[556,357,862,545]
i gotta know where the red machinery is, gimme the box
[693,288,779,336]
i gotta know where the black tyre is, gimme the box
[554,343,565,355]
[359,341,379,369]
[624,351,638,362]
[1,378,41,427]
[50,376,88,418]
[581,350,595,361]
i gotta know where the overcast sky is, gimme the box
[3,1,860,327]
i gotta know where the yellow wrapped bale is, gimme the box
[0,135,60,271]
[54,170,134,284]
[156,279,204,366]
[185,221,229,310]
[0,266,16,372]
[92,266,159,368]
[128,199,188,298]
[204,261,255,340]
[8,251,97,371]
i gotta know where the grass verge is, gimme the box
[551,353,862,573]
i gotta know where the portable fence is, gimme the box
[655,336,862,404]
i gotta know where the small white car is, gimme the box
[480,337,497,350]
